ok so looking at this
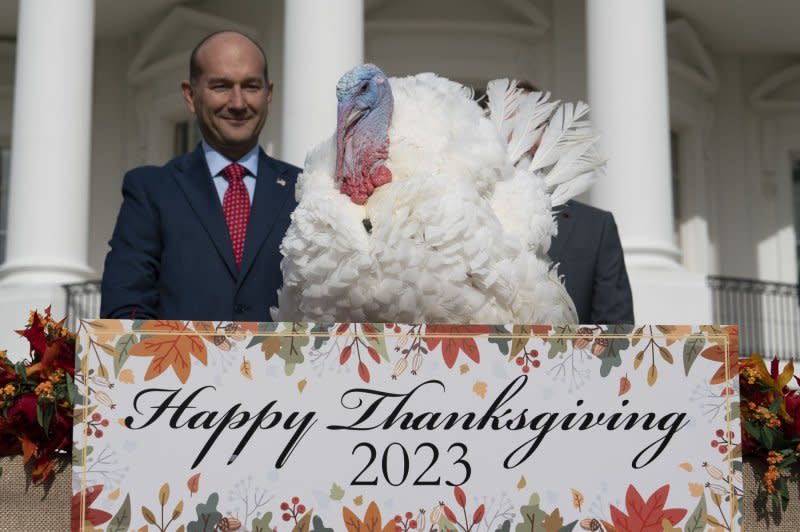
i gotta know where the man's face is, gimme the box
[181,34,273,160]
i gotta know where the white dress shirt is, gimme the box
[202,141,258,205]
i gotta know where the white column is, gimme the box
[586,0,711,322]
[281,0,364,166]
[0,0,95,284]
[586,0,678,270]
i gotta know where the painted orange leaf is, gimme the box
[187,472,200,496]
[118,368,135,384]
[240,357,253,379]
[700,338,740,385]
[424,325,492,368]
[517,475,526,490]
[107,487,121,500]
[610,484,687,532]
[460,364,470,374]
[128,321,208,383]
[688,482,704,497]
[87,319,125,345]
[571,488,584,511]
[261,336,282,360]
[473,381,488,399]
[192,321,216,343]
[298,379,308,393]
[531,324,552,337]
[678,463,693,472]
[619,375,631,396]
[342,501,395,532]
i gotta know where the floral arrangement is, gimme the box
[0,308,75,482]
[740,353,800,510]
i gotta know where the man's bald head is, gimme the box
[189,30,269,85]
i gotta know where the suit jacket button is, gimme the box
[234,304,247,313]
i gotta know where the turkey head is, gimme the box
[335,64,394,205]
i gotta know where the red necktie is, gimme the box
[221,163,251,268]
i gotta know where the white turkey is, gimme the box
[275,64,602,324]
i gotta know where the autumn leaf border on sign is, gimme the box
[698,325,739,385]
[336,323,390,383]
[342,501,395,532]
[609,484,687,531]
[423,324,492,369]
[127,321,208,383]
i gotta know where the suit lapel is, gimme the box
[236,150,293,286]
[172,145,238,279]
[549,201,576,260]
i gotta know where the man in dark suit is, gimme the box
[549,200,634,324]
[101,31,300,321]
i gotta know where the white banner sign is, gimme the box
[73,322,742,532]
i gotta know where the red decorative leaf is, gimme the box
[367,347,380,364]
[609,484,687,532]
[187,472,201,496]
[472,504,485,524]
[358,361,370,383]
[454,486,467,508]
[425,325,491,368]
[443,505,458,524]
[340,345,353,365]
[71,486,113,532]
[336,323,351,334]
[531,324,552,336]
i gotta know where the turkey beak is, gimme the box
[335,99,364,181]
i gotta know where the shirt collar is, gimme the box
[202,141,260,177]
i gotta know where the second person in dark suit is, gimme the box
[101,31,300,321]
[549,200,634,324]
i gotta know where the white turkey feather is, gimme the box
[276,69,606,325]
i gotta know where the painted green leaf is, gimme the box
[107,494,132,532]
[186,492,222,532]
[515,493,547,532]
[72,445,93,466]
[364,324,389,362]
[548,325,577,359]
[730,401,740,420]
[329,482,345,501]
[279,324,309,376]
[114,333,139,376]
[310,515,334,532]
[252,511,273,532]
[599,324,633,377]
[684,495,707,532]
[488,325,511,356]
[683,336,705,376]
[311,323,334,349]
[495,520,511,532]
[247,322,280,349]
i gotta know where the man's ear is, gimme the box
[266,81,274,105]
[181,80,196,113]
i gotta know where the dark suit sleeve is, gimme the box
[100,170,162,319]
[590,212,635,324]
